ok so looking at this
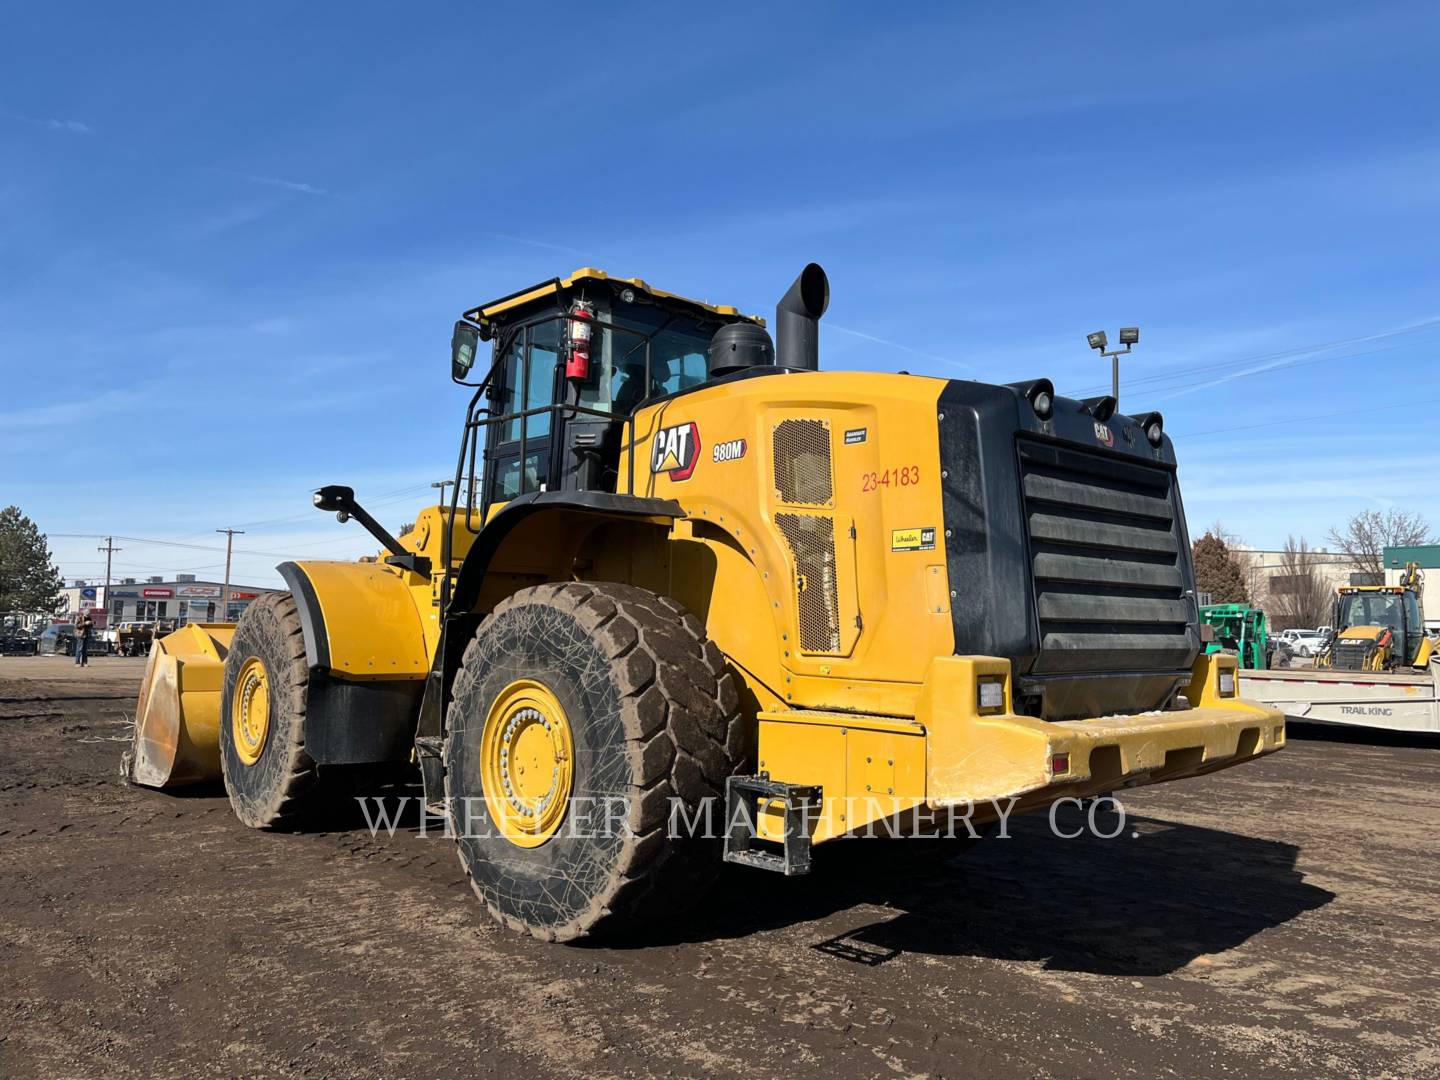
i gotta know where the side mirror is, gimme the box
[451,322,482,380]
[313,485,355,513]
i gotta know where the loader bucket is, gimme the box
[123,623,236,789]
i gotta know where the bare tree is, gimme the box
[1205,519,1246,550]
[1326,509,1435,576]
[1268,536,1333,630]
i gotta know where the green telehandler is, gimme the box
[1201,604,1279,670]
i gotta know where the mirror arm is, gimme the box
[315,487,431,579]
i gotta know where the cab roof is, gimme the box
[463,267,764,328]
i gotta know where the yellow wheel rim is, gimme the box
[231,657,271,766]
[479,679,574,848]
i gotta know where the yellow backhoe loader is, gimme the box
[1315,561,1433,672]
[125,263,1284,941]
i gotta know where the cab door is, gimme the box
[485,321,562,505]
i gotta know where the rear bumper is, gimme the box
[754,652,1282,844]
[921,653,1284,812]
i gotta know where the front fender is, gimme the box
[279,560,429,679]
[276,560,428,766]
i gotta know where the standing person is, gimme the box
[74,612,94,667]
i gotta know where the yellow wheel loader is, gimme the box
[1314,561,1434,672]
[126,263,1285,941]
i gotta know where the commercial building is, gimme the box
[1383,544,1440,583]
[1384,545,1440,632]
[57,574,281,629]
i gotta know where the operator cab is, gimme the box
[450,269,762,512]
[1334,587,1423,662]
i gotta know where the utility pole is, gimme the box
[98,537,121,620]
[217,528,245,618]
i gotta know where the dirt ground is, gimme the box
[2,656,1438,1080]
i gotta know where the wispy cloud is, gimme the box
[2,108,92,134]
[242,173,328,196]
[480,231,593,258]
[0,387,146,432]
[828,322,973,372]
[219,169,330,197]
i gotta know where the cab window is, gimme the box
[584,309,717,415]
[497,322,560,442]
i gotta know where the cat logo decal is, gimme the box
[651,422,701,481]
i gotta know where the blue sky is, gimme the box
[3,2,1438,588]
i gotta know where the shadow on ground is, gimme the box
[163,777,1334,975]
[1285,719,1440,750]
[626,808,1334,975]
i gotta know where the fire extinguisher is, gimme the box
[565,301,594,381]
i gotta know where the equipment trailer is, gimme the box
[1241,665,1440,735]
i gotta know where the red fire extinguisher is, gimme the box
[566,301,594,380]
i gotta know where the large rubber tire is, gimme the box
[219,593,320,829]
[444,582,746,942]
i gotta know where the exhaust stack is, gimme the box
[775,263,829,371]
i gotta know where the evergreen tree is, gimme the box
[1192,531,1249,604]
[0,506,64,614]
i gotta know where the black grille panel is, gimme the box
[1019,439,1195,675]
[1331,641,1372,671]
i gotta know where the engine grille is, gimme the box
[774,512,842,653]
[1019,439,1195,675]
[1331,640,1372,671]
[773,419,834,506]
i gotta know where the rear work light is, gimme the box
[1219,671,1236,696]
[977,677,1005,712]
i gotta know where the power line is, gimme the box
[1175,395,1440,440]
[1071,316,1440,399]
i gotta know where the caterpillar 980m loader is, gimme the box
[126,263,1285,941]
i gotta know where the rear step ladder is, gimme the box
[723,775,822,876]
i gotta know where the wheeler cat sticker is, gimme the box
[1093,422,1114,447]
[891,527,937,552]
[652,422,701,481]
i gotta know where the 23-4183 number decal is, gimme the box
[861,466,920,491]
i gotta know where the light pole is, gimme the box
[1086,327,1140,407]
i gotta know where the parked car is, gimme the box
[1285,630,1328,657]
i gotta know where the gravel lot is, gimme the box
[2,656,1437,1079]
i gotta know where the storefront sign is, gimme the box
[229,591,259,600]
[142,587,173,598]
[176,584,222,598]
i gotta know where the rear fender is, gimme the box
[411,492,684,803]
[445,492,684,616]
